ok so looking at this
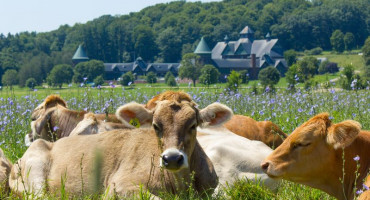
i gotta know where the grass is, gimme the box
[0,85,368,199]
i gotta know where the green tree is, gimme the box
[343,32,355,51]
[286,64,300,88]
[199,64,220,87]
[362,36,370,66]
[330,30,345,52]
[156,28,182,63]
[340,64,355,90]
[73,60,105,83]
[179,53,202,87]
[2,69,18,88]
[93,75,105,86]
[165,71,174,84]
[46,64,74,88]
[226,70,242,92]
[166,75,177,87]
[120,72,135,86]
[297,57,319,81]
[283,49,297,66]
[239,70,249,84]
[146,72,157,85]
[133,25,158,62]
[25,78,37,89]
[258,66,280,88]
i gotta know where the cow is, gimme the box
[224,115,287,148]
[146,92,287,148]
[261,113,370,200]
[0,148,11,191]
[26,95,132,145]
[359,175,370,200]
[9,98,232,198]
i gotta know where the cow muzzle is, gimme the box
[160,148,188,171]
[25,133,34,146]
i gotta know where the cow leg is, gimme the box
[9,139,52,196]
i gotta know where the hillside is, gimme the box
[0,0,369,87]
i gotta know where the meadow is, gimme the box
[0,83,368,199]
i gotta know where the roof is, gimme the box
[240,26,254,35]
[147,63,181,72]
[213,59,258,69]
[72,45,89,60]
[194,37,211,54]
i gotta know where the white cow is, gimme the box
[197,126,280,192]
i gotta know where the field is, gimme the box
[0,84,368,199]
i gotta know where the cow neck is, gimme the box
[332,131,370,200]
[50,105,87,139]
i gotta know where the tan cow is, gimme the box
[224,115,287,148]
[146,91,287,148]
[261,113,370,200]
[359,175,370,200]
[0,148,11,191]
[26,95,130,145]
[10,98,233,198]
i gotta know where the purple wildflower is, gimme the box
[353,155,360,161]
[53,126,59,131]
[356,190,363,195]
[83,77,88,81]
[364,184,369,191]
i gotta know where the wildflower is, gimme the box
[80,83,84,87]
[265,86,270,93]
[53,126,59,132]
[83,77,88,81]
[353,155,360,161]
[356,190,363,195]
[352,113,356,118]
[364,184,369,191]
[128,82,132,86]
[97,85,101,89]
[298,108,303,113]
[68,83,72,87]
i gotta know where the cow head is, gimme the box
[261,113,361,182]
[116,97,232,172]
[26,95,67,145]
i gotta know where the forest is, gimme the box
[0,0,369,86]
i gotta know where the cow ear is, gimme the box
[199,103,233,127]
[116,102,153,128]
[326,120,361,149]
[44,95,67,109]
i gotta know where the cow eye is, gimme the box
[292,142,311,149]
[153,124,160,132]
[190,124,196,130]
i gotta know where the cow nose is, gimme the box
[160,148,187,171]
[261,161,270,172]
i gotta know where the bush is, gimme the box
[258,66,280,87]
[239,70,249,84]
[199,64,220,87]
[1,69,18,88]
[304,47,323,55]
[25,78,37,89]
[120,72,135,86]
[146,72,157,84]
[318,61,339,74]
[284,49,297,66]
[166,75,177,87]
[226,70,242,92]
[93,75,105,86]
[164,71,174,84]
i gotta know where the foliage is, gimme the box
[133,25,158,62]
[164,71,174,84]
[46,64,74,88]
[258,66,280,87]
[286,64,300,87]
[318,61,339,74]
[344,32,355,51]
[166,75,177,87]
[226,70,242,92]
[179,53,201,87]
[338,65,367,90]
[239,70,249,84]
[199,64,220,87]
[304,47,323,55]
[223,178,275,200]
[363,36,370,66]
[284,50,297,66]
[146,72,157,84]
[73,60,105,83]
[120,71,134,86]
[1,69,18,88]
[25,78,37,89]
[330,30,345,52]
[297,57,320,81]
[93,75,105,86]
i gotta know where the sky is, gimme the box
[0,0,221,35]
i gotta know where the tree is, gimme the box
[344,32,355,51]
[46,64,74,88]
[362,36,370,66]
[146,72,157,85]
[2,69,18,88]
[93,75,105,86]
[179,53,202,87]
[73,60,105,83]
[156,28,182,62]
[25,78,37,89]
[339,64,355,90]
[283,49,297,66]
[120,72,134,86]
[133,25,158,62]
[330,30,345,52]
[166,75,177,87]
[297,57,319,81]
[226,70,242,92]
[286,64,299,88]
[165,71,174,84]
[199,64,220,87]
[239,70,249,84]
[258,66,280,88]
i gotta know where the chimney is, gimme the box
[251,54,257,79]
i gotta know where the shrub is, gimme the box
[25,78,37,89]
[120,72,135,86]
[226,70,242,92]
[166,75,177,87]
[146,72,157,84]
[93,75,105,86]
[199,64,220,87]
[258,66,280,87]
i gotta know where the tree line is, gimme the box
[0,0,369,87]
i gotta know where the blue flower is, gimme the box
[83,77,88,81]
[53,126,59,132]
[364,184,369,191]
[356,189,363,195]
[353,155,360,161]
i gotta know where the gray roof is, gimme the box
[72,45,89,60]
[104,63,133,72]
[147,63,181,72]
[194,37,211,54]
[105,62,181,73]
[213,59,258,69]
[240,26,254,34]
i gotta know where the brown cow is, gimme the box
[359,175,370,200]
[0,148,11,191]
[26,95,130,144]
[10,98,232,198]
[224,115,287,148]
[147,91,287,148]
[261,113,370,200]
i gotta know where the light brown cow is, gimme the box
[261,113,370,200]
[146,91,287,148]
[0,148,11,191]
[359,175,370,200]
[10,98,233,198]
[224,115,287,148]
[26,95,128,144]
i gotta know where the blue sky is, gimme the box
[0,0,221,35]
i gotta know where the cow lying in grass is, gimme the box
[25,95,131,145]
[0,148,11,191]
[146,92,287,148]
[10,98,232,198]
[262,113,370,200]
